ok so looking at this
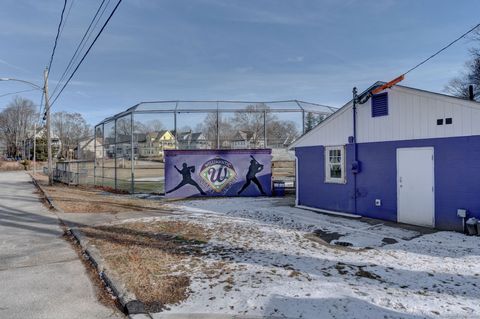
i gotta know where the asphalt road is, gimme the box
[0,171,123,319]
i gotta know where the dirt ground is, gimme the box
[32,173,169,213]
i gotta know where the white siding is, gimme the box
[292,85,480,148]
[356,86,480,143]
[294,105,352,147]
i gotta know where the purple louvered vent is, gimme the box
[371,92,388,117]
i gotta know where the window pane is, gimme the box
[330,164,342,178]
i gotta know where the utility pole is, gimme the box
[44,68,53,185]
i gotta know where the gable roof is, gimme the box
[176,131,206,142]
[233,130,258,142]
[289,81,480,150]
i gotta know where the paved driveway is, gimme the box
[0,171,123,319]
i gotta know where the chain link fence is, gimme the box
[87,100,336,194]
[53,160,94,186]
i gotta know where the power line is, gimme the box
[404,22,480,76]
[47,0,68,72]
[58,0,75,39]
[50,0,123,108]
[0,88,38,98]
[50,0,110,98]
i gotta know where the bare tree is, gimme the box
[231,104,272,145]
[198,113,233,148]
[116,116,132,137]
[145,119,165,132]
[0,96,37,158]
[52,111,91,159]
[267,120,299,147]
[445,30,480,100]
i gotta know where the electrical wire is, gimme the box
[0,88,38,98]
[403,22,480,76]
[47,0,68,72]
[58,0,75,39]
[50,0,110,98]
[49,0,123,108]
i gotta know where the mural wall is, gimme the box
[164,149,272,198]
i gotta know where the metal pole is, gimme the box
[263,110,267,148]
[130,113,134,194]
[33,122,36,175]
[93,127,96,186]
[352,87,358,215]
[102,124,104,187]
[302,110,305,135]
[174,110,177,149]
[114,119,117,190]
[44,68,53,185]
[216,102,220,149]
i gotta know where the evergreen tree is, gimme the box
[305,112,316,132]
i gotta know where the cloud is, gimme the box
[287,56,304,63]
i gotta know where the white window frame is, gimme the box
[324,145,346,184]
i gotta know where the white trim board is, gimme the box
[295,205,361,219]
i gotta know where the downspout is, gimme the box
[352,88,358,215]
[351,82,386,215]
[295,153,299,206]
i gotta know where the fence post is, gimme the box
[94,130,97,186]
[263,109,267,148]
[302,109,305,135]
[216,102,220,149]
[130,112,135,194]
[114,119,117,191]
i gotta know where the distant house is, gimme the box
[138,130,176,157]
[103,133,146,159]
[267,133,297,149]
[231,130,264,149]
[75,137,103,160]
[30,128,62,158]
[176,131,210,149]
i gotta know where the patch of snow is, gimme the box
[120,197,479,318]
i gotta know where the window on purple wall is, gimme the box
[371,92,388,117]
[324,145,346,184]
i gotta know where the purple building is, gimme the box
[291,82,480,231]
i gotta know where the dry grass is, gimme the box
[32,174,169,213]
[0,160,47,171]
[0,160,23,171]
[81,220,213,311]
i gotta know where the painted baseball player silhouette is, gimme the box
[167,162,206,195]
[237,156,266,195]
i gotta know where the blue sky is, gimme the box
[0,0,479,125]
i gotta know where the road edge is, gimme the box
[29,174,150,317]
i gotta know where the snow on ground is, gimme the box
[169,197,422,248]
[127,197,480,318]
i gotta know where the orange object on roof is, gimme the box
[371,74,405,95]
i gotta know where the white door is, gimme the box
[397,147,435,227]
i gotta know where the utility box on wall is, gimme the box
[164,149,272,198]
